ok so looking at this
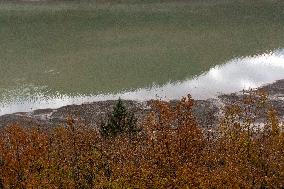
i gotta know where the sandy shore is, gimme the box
[0,80,283,129]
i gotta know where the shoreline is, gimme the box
[0,79,284,128]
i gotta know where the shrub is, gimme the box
[0,92,283,188]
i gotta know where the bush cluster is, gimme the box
[0,92,283,188]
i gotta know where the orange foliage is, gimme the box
[0,92,283,188]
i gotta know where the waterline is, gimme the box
[1,49,284,115]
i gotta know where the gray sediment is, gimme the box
[0,80,283,129]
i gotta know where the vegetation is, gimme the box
[101,98,138,137]
[0,92,283,188]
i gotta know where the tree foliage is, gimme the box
[0,92,283,188]
[101,98,138,137]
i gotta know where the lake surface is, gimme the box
[1,0,284,114]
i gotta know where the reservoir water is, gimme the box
[1,0,284,115]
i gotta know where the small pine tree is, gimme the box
[101,98,138,137]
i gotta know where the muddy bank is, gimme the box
[0,98,222,129]
[0,80,284,129]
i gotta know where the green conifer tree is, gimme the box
[101,98,137,137]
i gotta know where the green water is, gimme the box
[0,0,284,97]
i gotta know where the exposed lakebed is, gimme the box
[0,79,284,129]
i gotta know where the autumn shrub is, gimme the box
[199,90,284,188]
[0,91,283,188]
